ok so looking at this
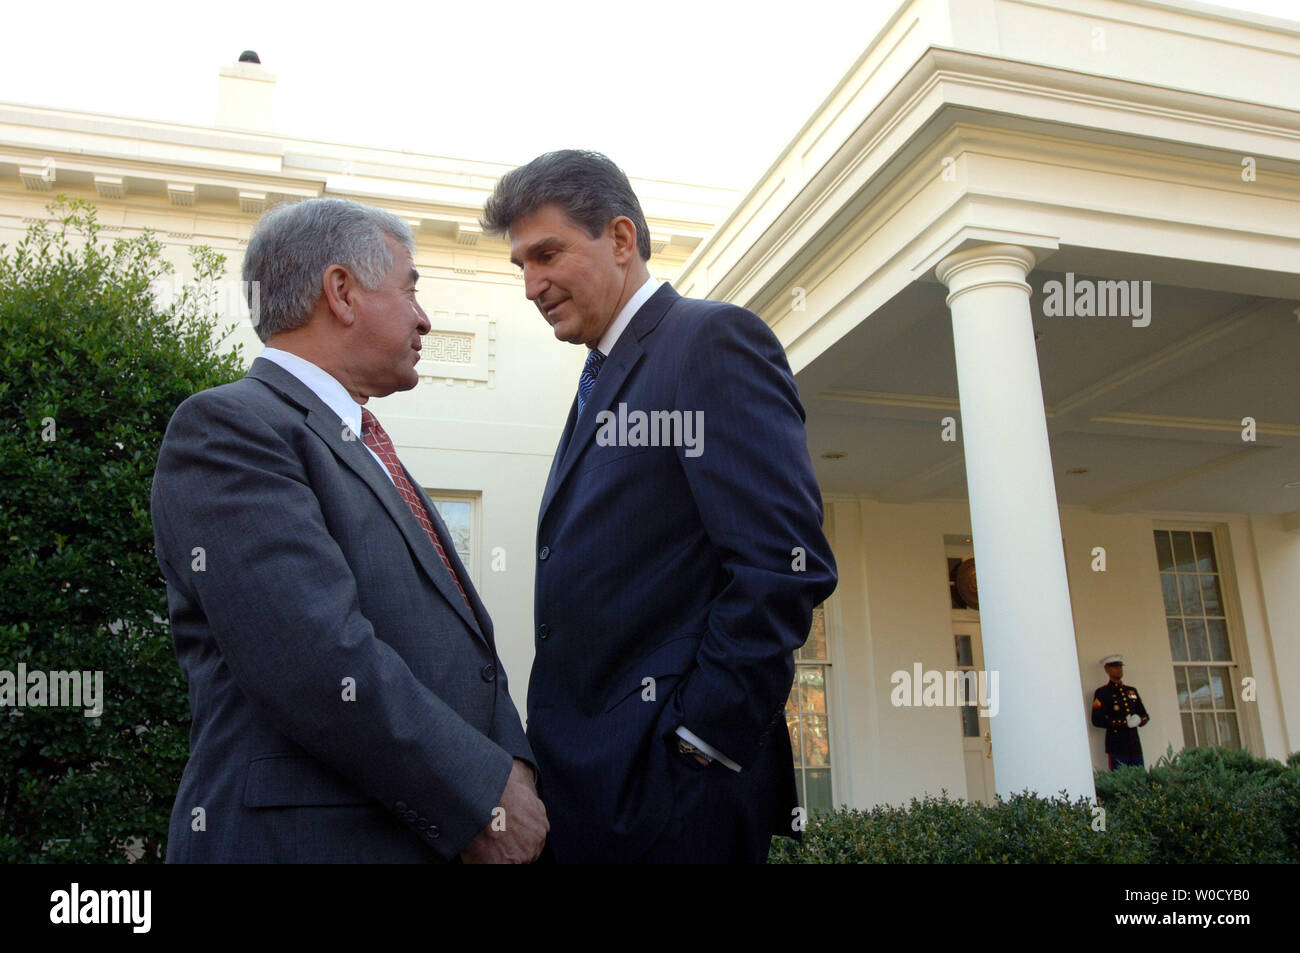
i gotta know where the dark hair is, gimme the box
[480,150,651,261]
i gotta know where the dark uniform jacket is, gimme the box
[1091,680,1149,757]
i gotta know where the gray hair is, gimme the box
[242,198,413,342]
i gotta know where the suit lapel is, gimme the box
[538,283,678,527]
[247,359,486,643]
[539,397,580,519]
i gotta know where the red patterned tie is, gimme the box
[361,408,471,609]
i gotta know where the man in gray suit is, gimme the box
[151,198,547,863]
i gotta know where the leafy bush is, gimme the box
[0,197,244,862]
[773,747,1299,863]
[769,791,1148,863]
[1097,746,1299,864]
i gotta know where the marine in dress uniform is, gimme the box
[1091,654,1149,769]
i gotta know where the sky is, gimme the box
[1,0,1297,189]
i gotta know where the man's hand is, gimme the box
[459,759,548,864]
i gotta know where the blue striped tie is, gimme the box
[577,348,606,417]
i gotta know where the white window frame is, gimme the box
[423,489,482,588]
[1152,521,1257,755]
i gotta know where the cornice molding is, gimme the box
[679,45,1300,309]
[813,389,1300,440]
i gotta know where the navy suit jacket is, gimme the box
[151,358,534,862]
[528,283,837,862]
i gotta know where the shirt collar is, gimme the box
[259,347,366,436]
[595,275,659,358]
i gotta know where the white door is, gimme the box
[954,621,996,804]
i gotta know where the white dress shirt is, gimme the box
[594,274,660,358]
[258,347,394,486]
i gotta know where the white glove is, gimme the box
[1127,713,1141,728]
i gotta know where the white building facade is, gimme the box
[3,0,1296,816]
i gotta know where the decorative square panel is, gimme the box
[417,312,494,386]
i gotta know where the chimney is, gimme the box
[217,51,276,132]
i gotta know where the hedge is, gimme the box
[770,747,1299,863]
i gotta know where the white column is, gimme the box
[935,244,1095,801]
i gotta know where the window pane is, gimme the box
[801,605,828,661]
[1192,531,1218,572]
[1181,712,1196,747]
[1188,667,1212,710]
[790,600,833,810]
[805,769,833,814]
[1185,619,1210,661]
[802,715,830,766]
[1207,619,1231,663]
[1175,667,1190,710]
[1194,712,1219,746]
[1161,574,1181,616]
[1219,667,1237,710]
[955,669,978,706]
[1217,713,1241,750]
[960,704,980,738]
[1172,531,1197,572]
[1179,573,1204,617]
[1200,574,1224,617]
[1167,619,1188,662]
[1154,530,1174,572]
[790,598,832,800]
[955,635,973,667]
[786,715,802,767]
[433,500,472,556]
[797,668,826,713]
[1209,668,1228,710]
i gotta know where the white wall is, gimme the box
[823,495,1299,811]
[827,496,973,808]
[1060,508,1183,767]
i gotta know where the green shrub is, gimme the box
[0,197,244,862]
[769,791,1148,863]
[1098,746,1299,864]
[773,747,1299,864]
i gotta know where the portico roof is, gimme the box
[676,0,1300,518]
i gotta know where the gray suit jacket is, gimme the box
[151,357,533,862]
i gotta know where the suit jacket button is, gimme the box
[428,826,440,838]
[404,810,417,822]
[538,545,550,560]
[481,663,496,682]
[395,801,408,811]
[416,817,429,830]
[538,623,550,640]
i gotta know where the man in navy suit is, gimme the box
[482,151,837,863]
